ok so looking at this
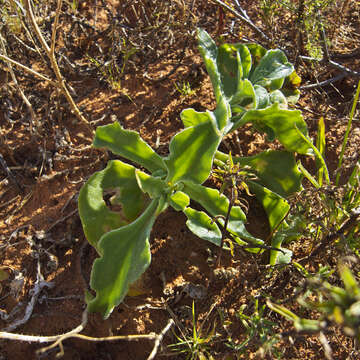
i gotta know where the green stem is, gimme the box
[336,80,360,186]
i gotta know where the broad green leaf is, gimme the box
[184,207,222,246]
[78,160,146,250]
[169,191,190,211]
[240,150,302,197]
[238,104,312,154]
[233,43,252,78]
[249,49,294,89]
[88,199,160,318]
[182,181,263,246]
[165,120,221,185]
[135,170,168,199]
[181,108,213,128]
[248,181,289,231]
[197,28,222,103]
[93,122,166,173]
[217,43,240,99]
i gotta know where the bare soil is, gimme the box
[0,1,360,359]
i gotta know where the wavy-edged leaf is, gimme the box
[165,119,221,185]
[238,104,313,154]
[169,191,190,211]
[93,122,166,173]
[197,28,222,103]
[249,49,294,89]
[78,160,146,251]
[184,207,222,245]
[181,108,213,128]
[88,199,160,318]
[135,170,168,199]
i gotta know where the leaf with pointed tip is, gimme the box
[237,104,313,154]
[165,119,221,185]
[197,28,222,103]
[184,207,222,246]
[88,199,160,318]
[93,122,166,173]
[78,160,146,251]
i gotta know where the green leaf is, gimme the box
[248,181,289,231]
[78,160,146,250]
[237,104,312,154]
[135,170,168,199]
[93,122,166,173]
[254,85,270,109]
[269,89,288,108]
[246,43,267,68]
[233,43,252,78]
[316,117,326,186]
[88,199,160,318]
[182,181,263,246]
[184,207,222,246]
[230,79,256,112]
[169,191,190,211]
[165,119,221,185]
[197,28,222,103]
[249,49,294,89]
[240,150,303,197]
[217,43,240,99]
[181,108,213,128]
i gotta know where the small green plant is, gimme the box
[226,297,282,358]
[78,28,315,318]
[267,263,360,340]
[175,81,196,97]
[168,302,217,360]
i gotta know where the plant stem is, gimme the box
[335,80,360,185]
